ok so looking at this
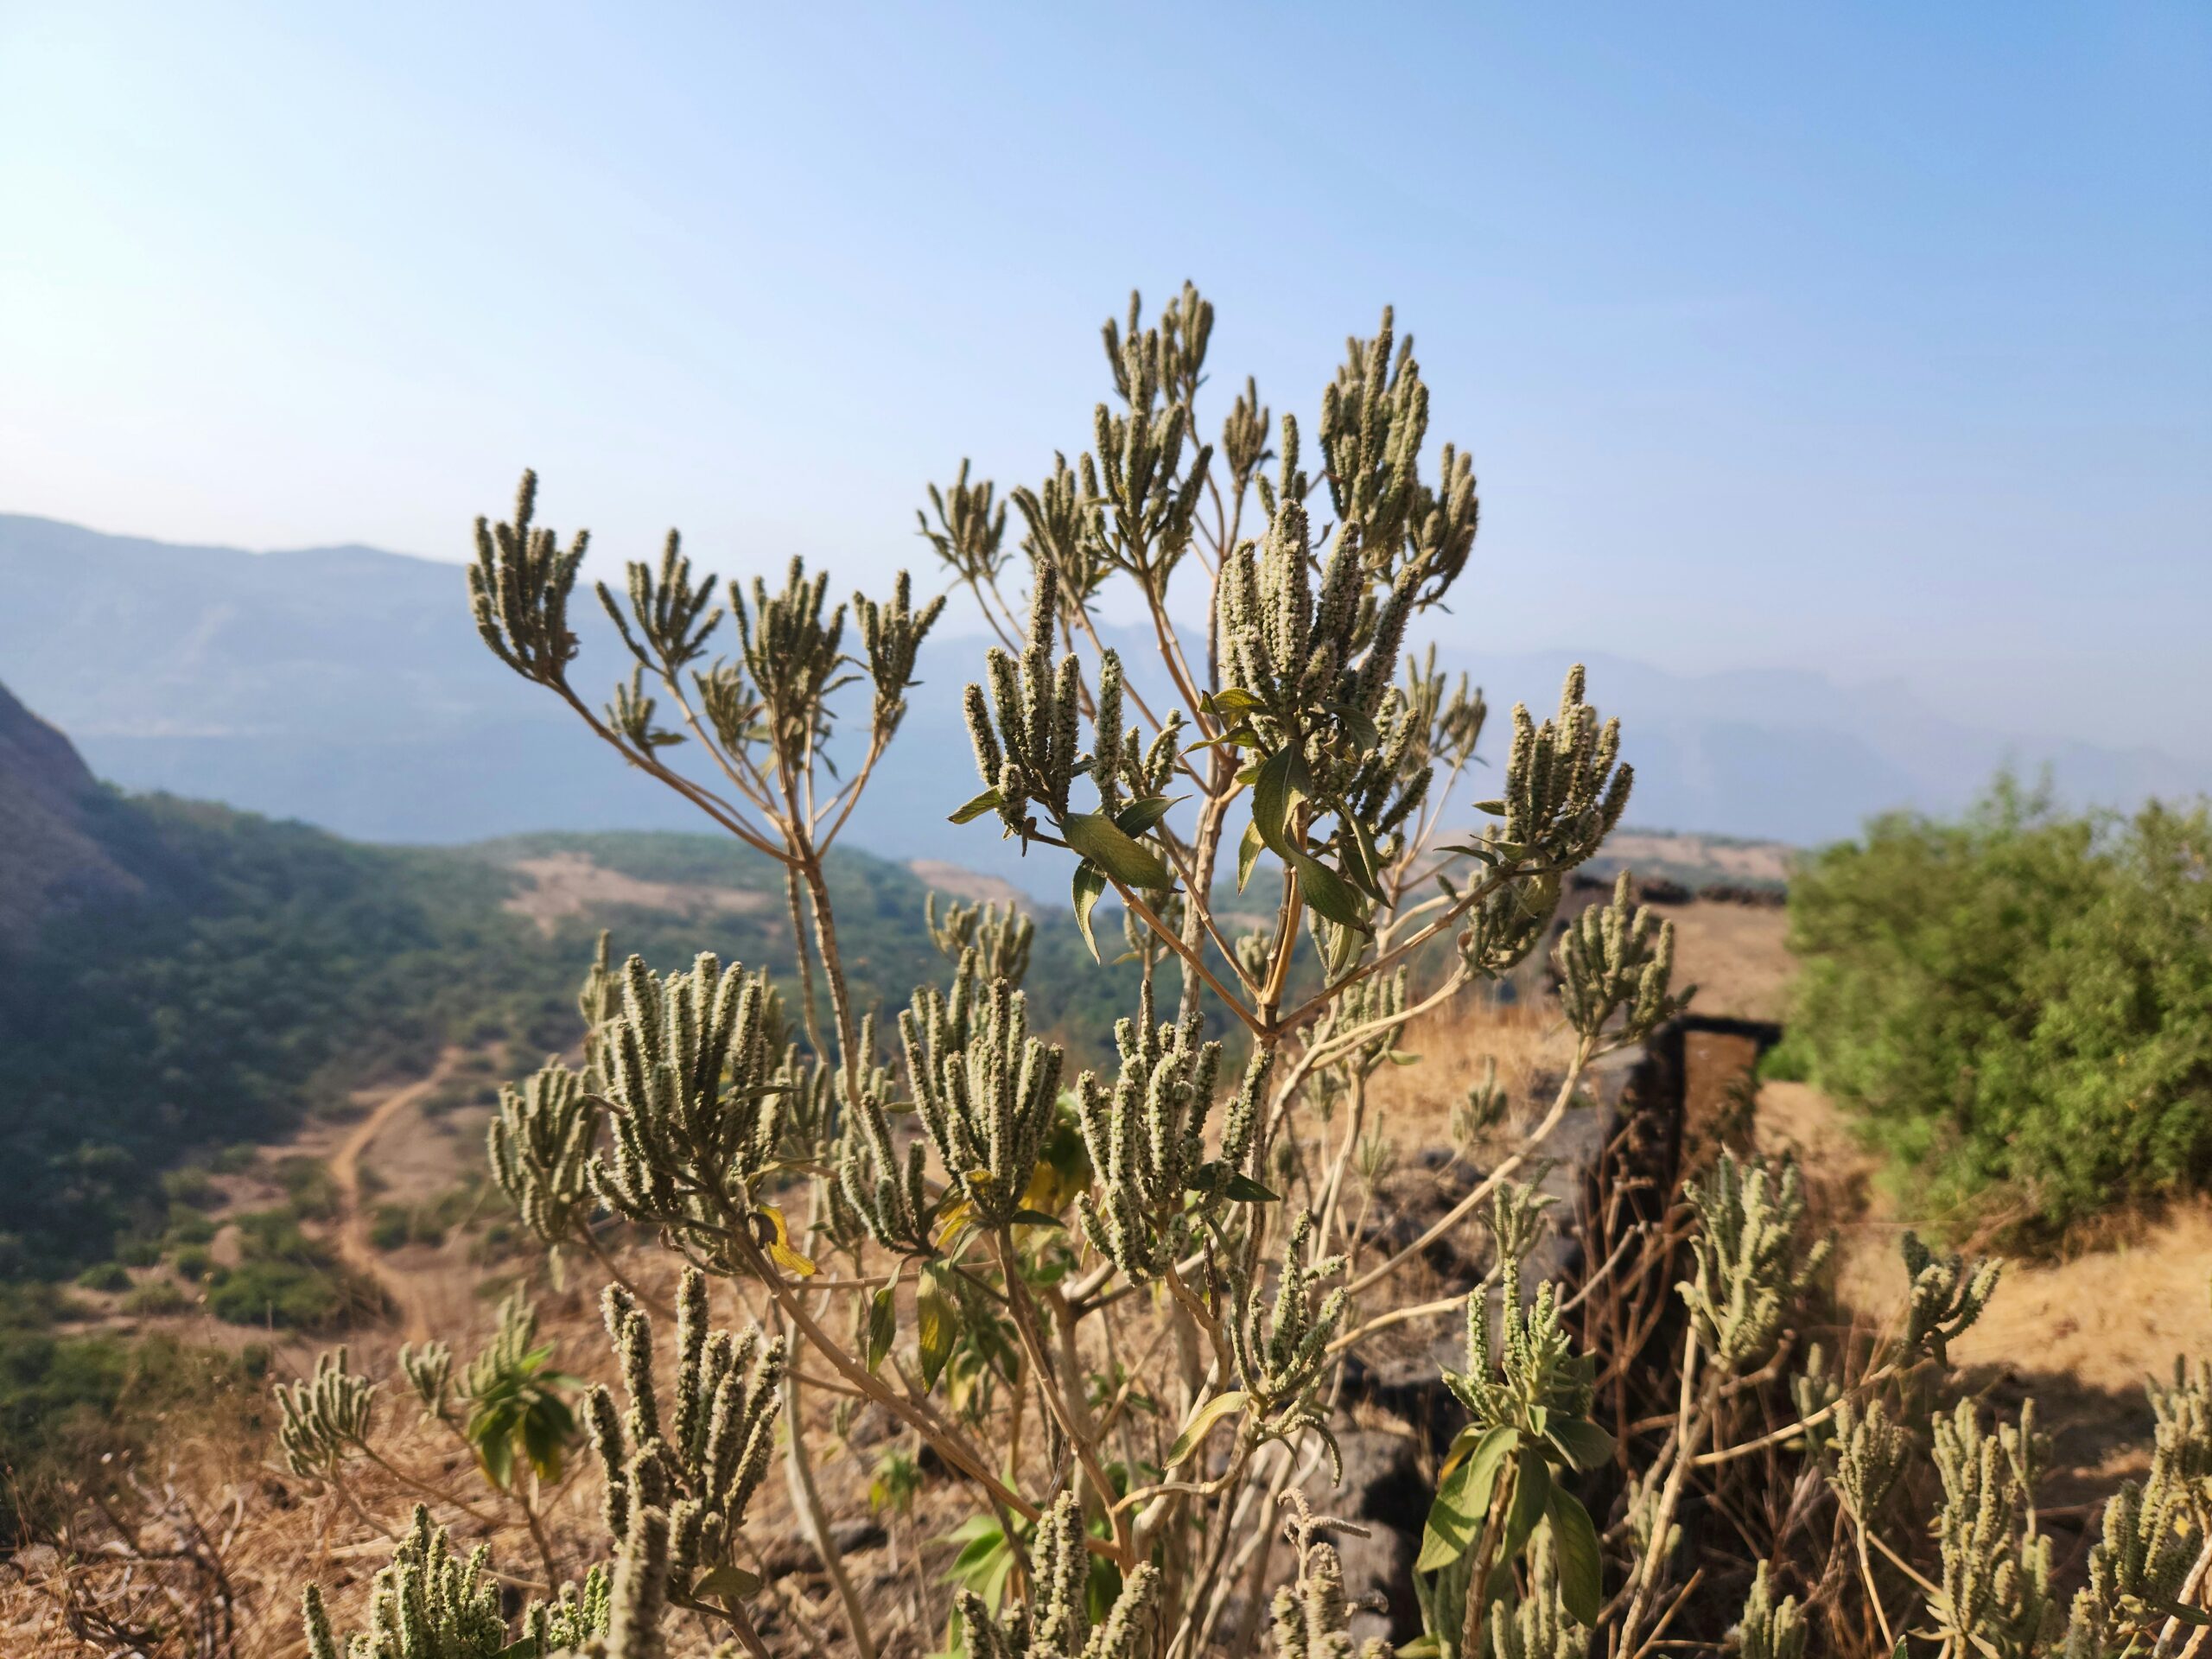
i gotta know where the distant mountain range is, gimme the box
[4,512,2203,897]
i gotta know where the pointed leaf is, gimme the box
[1071,862,1109,962]
[1165,1389,1249,1468]
[1236,820,1267,893]
[693,1563,762,1603]
[1545,1416,1616,1472]
[949,787,1003,824]
[866,1286,895,1374]
[1223,1173,1281,1203]
[1501,1446,1551,1560]
[1114,795,1182,836]
[1064,811,1173,890]
[1250,747,1302,861]
[1344,810,1388,899]
[758,1203,817,1277]
[916,1268,957,1394]
[1293,853,1370,932]
[1545,1486,1603,1625]
[1417,1425,1516,1572]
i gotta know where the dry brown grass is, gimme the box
[500,852,774,936]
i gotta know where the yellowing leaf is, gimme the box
[932,1195,976,1250]
[757,1203,817,1278]
[916,1268,957,1394]
[1165,1389,1249,1468]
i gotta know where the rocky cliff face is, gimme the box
[0,681,139,945]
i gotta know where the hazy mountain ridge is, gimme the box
[4,512,2202,894]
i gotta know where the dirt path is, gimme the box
[328,1048,462,1343]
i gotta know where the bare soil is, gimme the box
[904,859,1029,910]
[501,851,774,935]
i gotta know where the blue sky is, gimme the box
[2,3,2205,754]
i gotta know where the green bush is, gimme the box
[121,1279,193,1317]
[160,1166,216,1207]
[163,1208,216,1248]
[1787,779,2212,1239]
[368,1204,419,1251]
[200,1209,383,1329]
[204,1260,351,1328]
[73,1262,130,1293]
[171,1243,213,1281]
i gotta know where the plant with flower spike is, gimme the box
[1732,1561,1808,1659]
[927,892,1036,989]
[1931,1399,2056,1659]
[1554,872,1692,1046]
[302,1504,609,1659]
[1272,1493,1395,1659]
[1677,1152,1830,1375]
[487,1061,599,1255]
[584,1270,786,1625]
[276,1347,378,1481]
[429,282,2192,1659]
[1073,975,1267,1284]
[1900,1229,2006,1365]
[1418,1244,1610,1644]
[585,951,798,1272]
[899,959,1065,1231]
[957,1491,1158,1659]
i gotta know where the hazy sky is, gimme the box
[2,3,2205,754]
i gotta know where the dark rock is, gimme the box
[758,1518,887,1578]
[1306,1427,1429,1645]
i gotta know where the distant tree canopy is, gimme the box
[1783,778,2212,1241]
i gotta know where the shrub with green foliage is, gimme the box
[1785,779,2212,1238]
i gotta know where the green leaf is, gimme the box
[866,1286,895,1373]
[1114,795,1182,836]
[1165,1389,1249,1468]
[1502,1446,1551,1560]
[693,1563,762,1603]
[1064,811,1173,891]
[1236,820,1267,893]
[917,1268,957,1394]
[1293,852,1370,932]
[949,787,1003,824]
[1545,1485,1603,1625]
[1071,863,1108,962]
[1010,1208,1065,1227]
[2152,1597,2212,1628]
[1223,1173,1280,1203]
[1395,1640,1443,1659]
[1323,699,1381,749]
[1250,747,1303,861]
[1471,798,1505,816]
[1417,1425,1515,1573]
[1211,687,1266,716]
[1184,724,1255,754]
[478,1427,514,1491]
[1545,1416,1616,1472]
[1344,810,1387,899]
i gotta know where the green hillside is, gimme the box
[0,787,1139,1276]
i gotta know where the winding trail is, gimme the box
[327,1048,461,1344]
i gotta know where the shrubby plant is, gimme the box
[1783,779,2212,1240]
[265,287,2210,1659]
